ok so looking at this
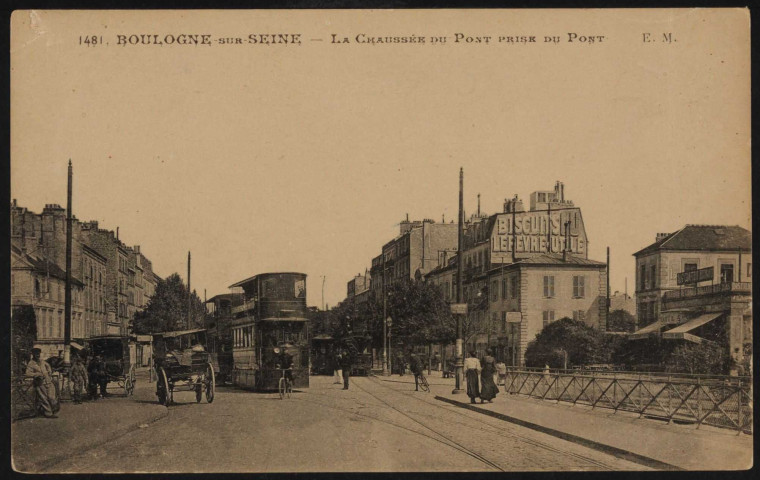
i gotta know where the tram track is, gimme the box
[364,376,626,470]
[294,378,629,471]
[293,385,506,471]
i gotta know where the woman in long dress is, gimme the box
[480,348,499,403]
[464,351,481,404]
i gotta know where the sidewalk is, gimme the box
[379,373,753,471]
[12,371,167,473]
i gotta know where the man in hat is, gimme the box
[25,345,59,417]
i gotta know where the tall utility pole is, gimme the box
[382,252,389,376]
[453,167,464,394]
[187,251,191,329]
[606,246,611,331]
[63,160,73,369]
[321,276,326,311]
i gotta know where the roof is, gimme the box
[205,293,235,303]
[229,272,306,288]
[485,253,605,275]
[634,225,752,256]
[11,245,85,286]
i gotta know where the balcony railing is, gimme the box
[231,300,256,315]
[662,282,752,301]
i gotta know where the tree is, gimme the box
[665,342,729,375]
[608,309,637,333]
[130,273,205,334]
[385,279,455,348]
[524,317,612,368]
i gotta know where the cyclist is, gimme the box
[275,347,294,386]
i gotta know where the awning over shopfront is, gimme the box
[662,313,723,343]
[69,341,85,351]
[629,319,671,340]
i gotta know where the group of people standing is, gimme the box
[24,345,111,418]
[331,349,353,390]
[464,348,500,404]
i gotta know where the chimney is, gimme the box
[134,245,140,254]
[12,198,17,208]
[116,227,119,240]
[477,193,481,217]
[656,232,670,242]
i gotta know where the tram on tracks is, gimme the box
[229,272,310,391]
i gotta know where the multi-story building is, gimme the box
[630,225,752,371]
[11,245,85,359]
[632,225,751,328]
[369,217,458,297]
[11,200,161,343]
[425,182,607,365]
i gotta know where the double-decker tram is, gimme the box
[229,272,309,391]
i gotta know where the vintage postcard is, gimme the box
[10,9,751,473]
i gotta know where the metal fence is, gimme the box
[11,373,68,421]
[503,368,753,434]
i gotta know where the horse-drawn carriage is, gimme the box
[88,335,137,396]
[152,329,215,405]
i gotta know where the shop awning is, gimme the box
[662,313,723,343]
[70,341,85,351]
[629,319,671,340]
[158,328,207,338]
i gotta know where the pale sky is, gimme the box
[11,9,751,308]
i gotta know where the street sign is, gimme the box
[677,266,713,285]
[450,303,468,315]
[506,312,522,323]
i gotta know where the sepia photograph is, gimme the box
[9,8,752,473]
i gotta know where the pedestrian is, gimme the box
[410,352,423,391]
[480,348,499,403]
[333,350,343,385]
[340,349,352,390]
[97,355,109,398]
[25,345,60,418]
[433,352,441,372]
[87,354,102,399]
[464,351,481,404]
[495,360,507,386]
[395,351,405,376]
[70,353,88,404]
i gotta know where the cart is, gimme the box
[88,335,137,396]
[152,329,215,406]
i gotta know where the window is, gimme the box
[640,264,646,290]
[650,265,657,289]
[501,278,507,299]
[720,264,734,283]
[501,311,507,333]
[491,281,498,302]
[35,279,41,297]
[543,276,555,298]
[572,310,585,322]
[511,276,519,299]
[684,263,698,272]
[748,263,752,278]
[491,312,498,333]
[543,310,555,327]
[573,276,585,298]
[47,311,53,338]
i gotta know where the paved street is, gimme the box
[43,375,648,473]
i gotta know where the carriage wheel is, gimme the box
[419,374,430,393]
[205,363,215,403]
[157,367,170,406]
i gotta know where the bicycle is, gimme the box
[278,368,293,399]
[417,373,430,393]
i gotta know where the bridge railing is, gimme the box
[503,368,752,434]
